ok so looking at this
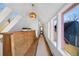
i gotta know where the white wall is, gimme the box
[5,3,67,24]
[8,19,28,32]
[7,18,40,37]
[29,20,39,37]
[44,22,64,56]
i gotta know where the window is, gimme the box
[7,12,18,23]
[0,12,18,31]
[47,16,58,46]
[53,19,57,44]
[48,21,51,39]
[64,4,79,56]
[0,21,9,32]
[49,17,58,46]
[0,3,6,12]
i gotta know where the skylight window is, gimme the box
[9,12,18,20]
[0,3,6,12]
[7,12,18,23]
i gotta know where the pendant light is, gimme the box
[29,3,37,20]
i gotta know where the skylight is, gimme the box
[0,3,6,12]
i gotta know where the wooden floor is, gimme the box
[25,34,53,56]
[36,34,52,56]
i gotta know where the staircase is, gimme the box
[0,4,52,56]
[0,3,40,56]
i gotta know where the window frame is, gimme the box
[58,3,79,55]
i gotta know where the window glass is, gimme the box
[0,3,6,12]
[48,21,51,39]
[7,12,18,23]
[0,12,18,31]
[64,5,79,56]
[54,19,57,43]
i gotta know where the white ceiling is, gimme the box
[5,3,68,24]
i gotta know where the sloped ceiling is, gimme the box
[5,3,68,24]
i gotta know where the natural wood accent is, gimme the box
[24,39,38,56]
[24,34,53,56]
[3,33,12,56]
[2,31,53,56]
[64,44,79,56]
[2,31,36,56]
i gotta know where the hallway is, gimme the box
[36,34,52,56]
[25,34,53,56]
[0,3,77,56]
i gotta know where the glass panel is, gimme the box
[0,21,9,32]
[54,19,57,43]
[0,12,18,31]
[77,36,79,47]
[64,5,79,56]
[7,12,18,23]
[0,3,6,12]
[48,22,51,39]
